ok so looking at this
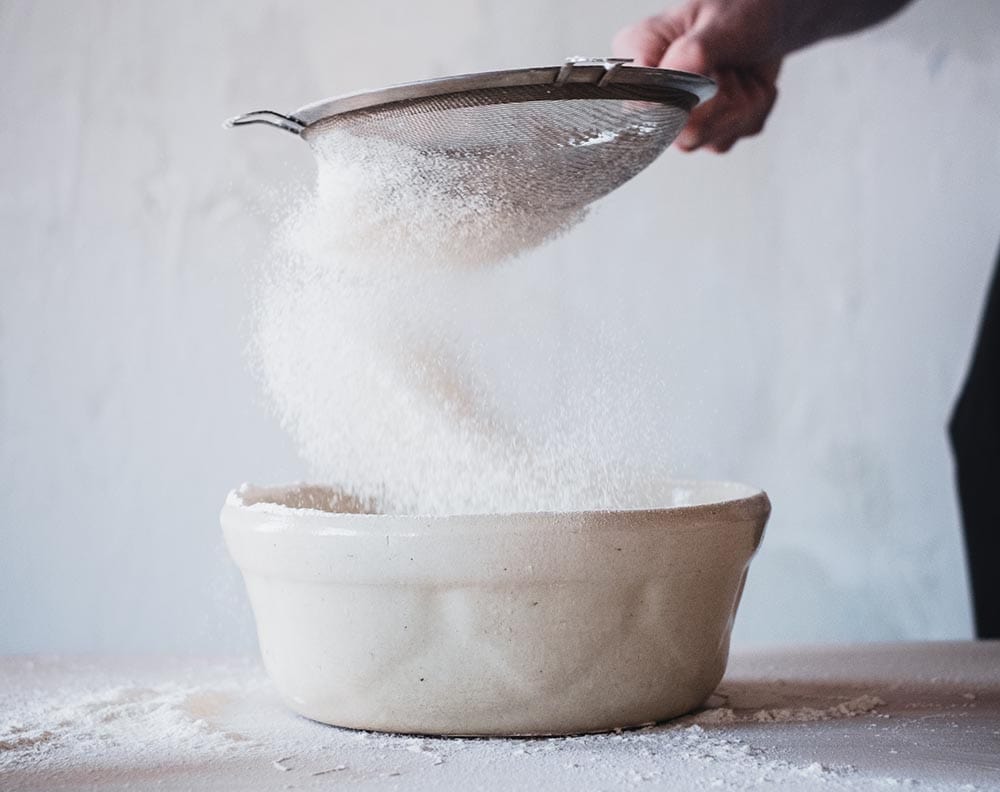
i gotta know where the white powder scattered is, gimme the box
[0,677,252,773]
[252,130,670,515]
[1,657,991,791]
[689,694,886,725]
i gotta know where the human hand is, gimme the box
[613,0,782,153]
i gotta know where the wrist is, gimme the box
[773,0,913,55]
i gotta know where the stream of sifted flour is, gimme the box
[252,132,671,515]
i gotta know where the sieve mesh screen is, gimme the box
[301,84,692,212]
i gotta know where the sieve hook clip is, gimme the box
[556,56,634,87]
[224,110,306,135]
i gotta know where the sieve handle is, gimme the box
[224,110,306,135]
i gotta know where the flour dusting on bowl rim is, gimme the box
[226,480,770,523]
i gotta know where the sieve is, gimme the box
[226,57,715,213]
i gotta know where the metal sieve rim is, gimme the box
[225,58,716,136]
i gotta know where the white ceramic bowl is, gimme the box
[222,481,769,736]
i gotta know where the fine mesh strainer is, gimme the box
[226,57,715,212]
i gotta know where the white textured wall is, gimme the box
[2,0,998,653]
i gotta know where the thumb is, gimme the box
[658,34,713,75]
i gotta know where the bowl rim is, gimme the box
[223,479,771,527]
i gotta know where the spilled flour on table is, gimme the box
[0,658,984,791]
[688,693,886,725]
[0,671,259,772]
[252,131,671,515]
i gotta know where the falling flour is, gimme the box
[252,130,670,515]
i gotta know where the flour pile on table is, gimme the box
[252,131,666,515]
[0,681,241,770]
[689,693,886,724]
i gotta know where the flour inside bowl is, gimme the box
[252,131,668,515]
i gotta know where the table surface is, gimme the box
[1,642,998,791]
